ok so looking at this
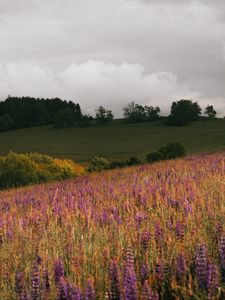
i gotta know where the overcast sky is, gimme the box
[0,0,225,116]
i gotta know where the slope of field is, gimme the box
[0,152,224,299]
[0,119,224,163]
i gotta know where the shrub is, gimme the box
[88,156,110,172]
[0,152,39,189]
[158,142,186,159]
[109,160,126,169]
[0,152,84,190]
[126,156,141,166]
[109,157,141,169]
[146,151,163,163]
[53,159,85,179]
[146,142,186,164]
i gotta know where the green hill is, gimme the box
[0,119,224,164]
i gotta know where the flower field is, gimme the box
[0,152,224,299]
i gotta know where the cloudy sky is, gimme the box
[0,0,225,116]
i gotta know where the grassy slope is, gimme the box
[0,119,224,164]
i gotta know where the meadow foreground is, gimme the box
[0,152,225,299]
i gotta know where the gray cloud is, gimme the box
[0,0,225,116]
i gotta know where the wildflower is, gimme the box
[85,279,95,300]
[57,277,68,300]
[42,268,50,292]
[124,266,137,300]
[195,244,207,289]
[140,230,151,252]
[54,260,65,284]
[207,263,219,299]
[109,260,121,300]
[140,262,149,285]
[31,261,40,300]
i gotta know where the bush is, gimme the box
[0,152,39,189]
[109,157,141,169]
[158,142,186,159]
[126,156,141,166]
[0,152,85,190]
[109,160,126,169]
[146,142,186,164]
[146,151,163,163]
[88,156,110,172]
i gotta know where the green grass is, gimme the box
[0,119,224,164]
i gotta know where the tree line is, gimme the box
[0,96,219,132]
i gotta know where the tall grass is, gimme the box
[0,152,224,299]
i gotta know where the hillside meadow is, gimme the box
[0,151,224,299]
[0,119,225,164]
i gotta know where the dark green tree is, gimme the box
[53,108,76,127]
[204,105,217,119]
[144,105,160,121]
[95,106,113,124]
[0,114,14,131]
[0,96,84,130]
[123,101,160,123]
[123,101,146,123]
[167,99,201,126]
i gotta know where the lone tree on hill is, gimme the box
[167,99,201,126]
[205,105,217,119]
[95,106,113,124]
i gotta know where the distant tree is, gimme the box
[205,105,217,119]
[123,101,160,123]
[95,106,113,124]
[167,99,201,126]
[123,101,146,123]
[144,105,160,121]
[0,114,14,132]
[53,108,76,127]
[0,96,84,130]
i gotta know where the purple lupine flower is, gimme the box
[54,260,65,284]
[154,223,163,246]
[69,285,83,300]
[143,281,159,300]
[207,263,219,299]
[109,260,121,300]
[85,279,95,300]
[219,236,225,271]
[57,277,68,300]
[166,217,173,230]
[175,253,186,282]
[31,261,40,300]
[42,268,50,292]
[140,262,149,285]
[195,244,207,289]
[135,212,148,227]
[15,272,25,296]
[155,259,164,282]
[124,266,137,300]
[175,221,184,240]
[126,246,134,269]
[140,230,151,252]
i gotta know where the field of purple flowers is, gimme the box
[0,152,224,299]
